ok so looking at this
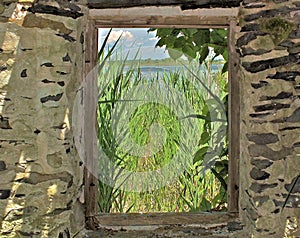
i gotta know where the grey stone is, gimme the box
[285,175,300,193]
[0,160,6,171]
[286,108,300,123]
[251,159,273,169]
[0,189,10,199]
[274,195,300,208]
[250,167,270,180]
[0,115,12,129]
[253,196,269,206]
[248,144,292,160]
[250,183,278,193]
[247,133,279,145]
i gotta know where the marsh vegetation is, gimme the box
[97,28,229,213]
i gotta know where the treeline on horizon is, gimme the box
[107,57,225,67]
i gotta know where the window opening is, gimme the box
[97,27,230,214]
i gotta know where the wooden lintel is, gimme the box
[90,6,238,28]
[90,6,239,19]
[95,17,232,28]
[88,0,242,9]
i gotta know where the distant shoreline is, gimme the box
[108,58,225,67]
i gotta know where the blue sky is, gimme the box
[98,28,169,60]
[98,28,223,62]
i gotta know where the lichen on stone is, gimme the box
[260,17,295,45]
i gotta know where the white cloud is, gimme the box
[149,37,157,41]
[121,46,168,60]
[108,30,134,43]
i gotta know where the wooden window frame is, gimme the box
[84,6,240,230]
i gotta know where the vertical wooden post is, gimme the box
[84,20,99,230]
[228,20,240,213]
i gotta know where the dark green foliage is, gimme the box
[148,28,228,72]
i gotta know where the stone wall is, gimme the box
[0,0,299,237]
[0,1,87,237]
[238,0,300,237]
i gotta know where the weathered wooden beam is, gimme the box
[90,6,238,28]
[228,20,240,213]
[95,212,239,227]
[88,0,242,9]
[84,20,100,230]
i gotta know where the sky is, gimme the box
[98,28,169,60]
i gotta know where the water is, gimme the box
[138,66,183,77]
[124,64,223,78]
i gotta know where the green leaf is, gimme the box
[193,146,209,164]
[181,28,198,37]
[213,45,225,57]
[181,114,211,121]
[200,131,210,144]
[98,28,112,60]
[199,45,209,64]
[214,29,228,38]
[200,198,212,211]
[183,44,197,59]
[171,28,181,37]
[156,28,173,37]
[222,48,229,61]
[168,48,183,60]
[174,36,186,49]
[210,29,227,45]
[222,61,228,74]
[165,36,176,47]
[211,168,228,191]
[147,28,155,33]
[156,38,166,47]
[214,160,228,173]
[193,29,210,47]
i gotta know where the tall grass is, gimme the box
[97,31,228,213]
